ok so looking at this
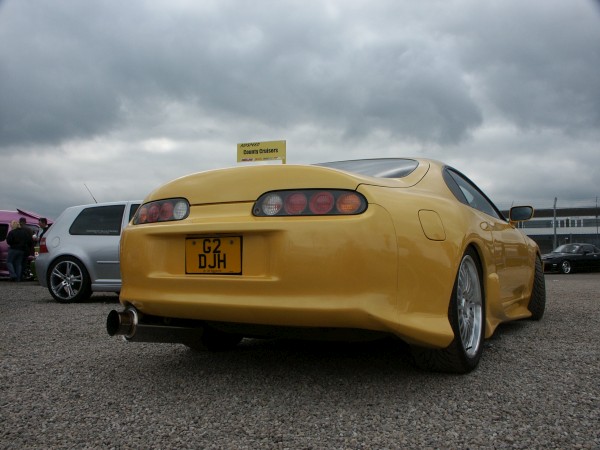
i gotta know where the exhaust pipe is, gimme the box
[106,307,203,344]
[107,308,139,339]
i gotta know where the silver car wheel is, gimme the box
[560,260,571,274]
[50,260,84,301]
[456,255,483,358]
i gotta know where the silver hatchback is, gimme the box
[36,201,140,303]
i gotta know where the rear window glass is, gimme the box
[69,205,125,236]
[316,159,419,178]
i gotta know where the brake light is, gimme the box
[159,202,174,221]
[254,190,367,216]
[309,191,334,214]
[39,237,48,254]
[284,193,308,215]
[133,198,190,224]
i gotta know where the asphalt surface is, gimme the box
[1,274,599,449]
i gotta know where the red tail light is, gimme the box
[39,237,48,254]
[284,193,308,215]
[309,191,334,214]
[254,190,367,216]
[133,198,190,224]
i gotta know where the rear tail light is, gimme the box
[285,192,308,215]
[309,191,335,214]
[39,237,48,254]
[253,190,367,216]
[336,192,364,214]
[261,194,284,216]
[133,198,190,224]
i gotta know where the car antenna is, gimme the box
[84,183,98,203]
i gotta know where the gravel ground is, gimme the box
[1,274,599,449]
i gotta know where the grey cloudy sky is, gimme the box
[1,0,599,219]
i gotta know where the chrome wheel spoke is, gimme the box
[456,255,483,357]
[50,261,83,300]
[51,267,67,281]
[64,283,76,298]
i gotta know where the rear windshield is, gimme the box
[69,205,125,236]
[316,159,419,178]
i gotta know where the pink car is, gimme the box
[0,209,49,279]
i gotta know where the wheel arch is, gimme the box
[461,240,499,339]
[46,254,93,303]
[44,252,94,284]
[411,243,487,373]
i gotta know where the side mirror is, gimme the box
[509,206,534,222]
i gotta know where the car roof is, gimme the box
[64,200,142,210]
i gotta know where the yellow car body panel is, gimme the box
[144,162,431,206]
[119,159,539,348]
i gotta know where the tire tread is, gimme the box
[528,257,546,320]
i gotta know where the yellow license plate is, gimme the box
[185,236,242,274]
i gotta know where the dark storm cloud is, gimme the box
[2,1,598,150]
[0,0,483,148]
[0,0,598,217]
[0,1,123,145]
[452,1,600,136]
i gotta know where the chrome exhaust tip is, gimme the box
[106,308,138,339]
[106,307,204,343]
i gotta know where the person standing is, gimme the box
[18,217,35,281]
[38,217,50,241]
[6,220,32,282]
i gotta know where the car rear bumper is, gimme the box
[119,202,454,347]
[34,255,49,287]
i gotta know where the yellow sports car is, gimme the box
[107,158,545,373]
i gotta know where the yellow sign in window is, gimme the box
[237,140,286,164]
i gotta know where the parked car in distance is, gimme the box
[0,209,48,280]
[107,158,545,374]
[36,201,140,302]
[542,243,600,274]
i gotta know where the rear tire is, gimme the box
[47,257,92,303]
[412,248,485,374]
[528,257,546,320]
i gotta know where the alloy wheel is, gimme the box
[456,255,483,358]
[50,259,85,302]
[561,260,571,274]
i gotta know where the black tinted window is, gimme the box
[69,205,125,236]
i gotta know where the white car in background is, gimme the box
[36,201,140,303]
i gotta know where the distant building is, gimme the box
[503,207,600,253]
